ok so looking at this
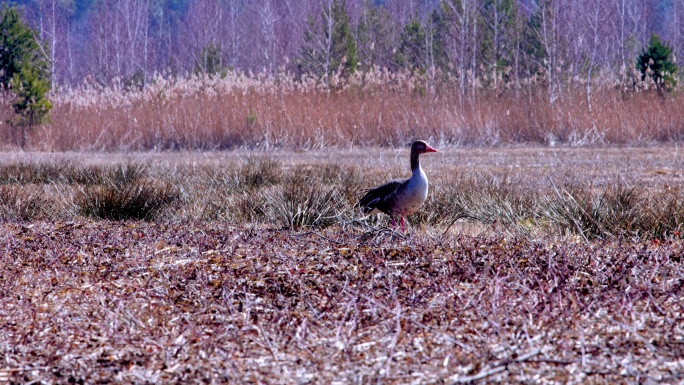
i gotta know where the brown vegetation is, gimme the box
[2,74,684,151]
[1,147,683,239]
[1,147,683,383]
[1,222,683,383]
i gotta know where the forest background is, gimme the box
[3,0,680,89]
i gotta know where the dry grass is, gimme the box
[1,147,683,383]
[2,71,684,151]
[1,147,683,240]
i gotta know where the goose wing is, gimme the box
[357,178,408,215]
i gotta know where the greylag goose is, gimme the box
[358,140,438,231]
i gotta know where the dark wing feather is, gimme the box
[357,178,408,215]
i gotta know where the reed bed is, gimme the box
[2,70,684,151]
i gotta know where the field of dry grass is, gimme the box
[2,146,684,238]
[1,146,683,383]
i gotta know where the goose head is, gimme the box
[411,140,439,155]
[409,140,438,171]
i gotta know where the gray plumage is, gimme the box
[358,140,438,230]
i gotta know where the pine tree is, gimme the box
[395,18,427,72]
[0,5,52,147]
[479,0,519,85]
[194,42,224,76]
[522,3,546,77]
[428,7,450,73]
[356,1,394,71]
[637,34,678,94]
[330,0,357,75]
[297,0,357,79]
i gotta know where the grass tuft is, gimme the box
[77,180,177,221]
[0,185,45,221]
[263,169,345,229]
[1,149,683,239]
[239,158,281,189]
[543,184,671,239]
[0,162,70,184]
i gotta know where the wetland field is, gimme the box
[1,146,683,383]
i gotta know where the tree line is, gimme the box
[3,0,682,93]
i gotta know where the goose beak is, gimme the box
[425,145,439,153]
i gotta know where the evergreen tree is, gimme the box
[0,5,50,89]
[297,0,357,79]
[394,9,451,74]
[522,3,546,77]
[11,65,52,125]
[194,42,224,76]
[428,7,450,73]
[479,0,519,85]
[0,5,52,147]
[330,0,357,75]
[395,18,427,72]
[356,0,394,71]
[637,34,678,94]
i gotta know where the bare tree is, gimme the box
[85,0,150,83]
[442,0,479,96]
[8,0,683,92]
[257,0,280,75]
[529,0,561,104]
[225,0,246,69]
[581,0,607,112]
[25,0,76,86]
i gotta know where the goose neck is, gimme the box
[410,151,420,172]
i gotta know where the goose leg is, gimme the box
[400,217,406,232]
[391,216,397,229]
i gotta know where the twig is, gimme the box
[607,315,657,352]
[293,230,345,245]
[377,301,402,383]
[449,349,541,384]
[0,367,50,373]
[355,292,478,356]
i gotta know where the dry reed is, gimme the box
[1,70,684,151]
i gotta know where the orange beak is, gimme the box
[425,145,439,153]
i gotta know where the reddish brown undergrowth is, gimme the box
[1,222,682,383]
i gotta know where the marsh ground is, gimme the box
[1,146,683,383]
